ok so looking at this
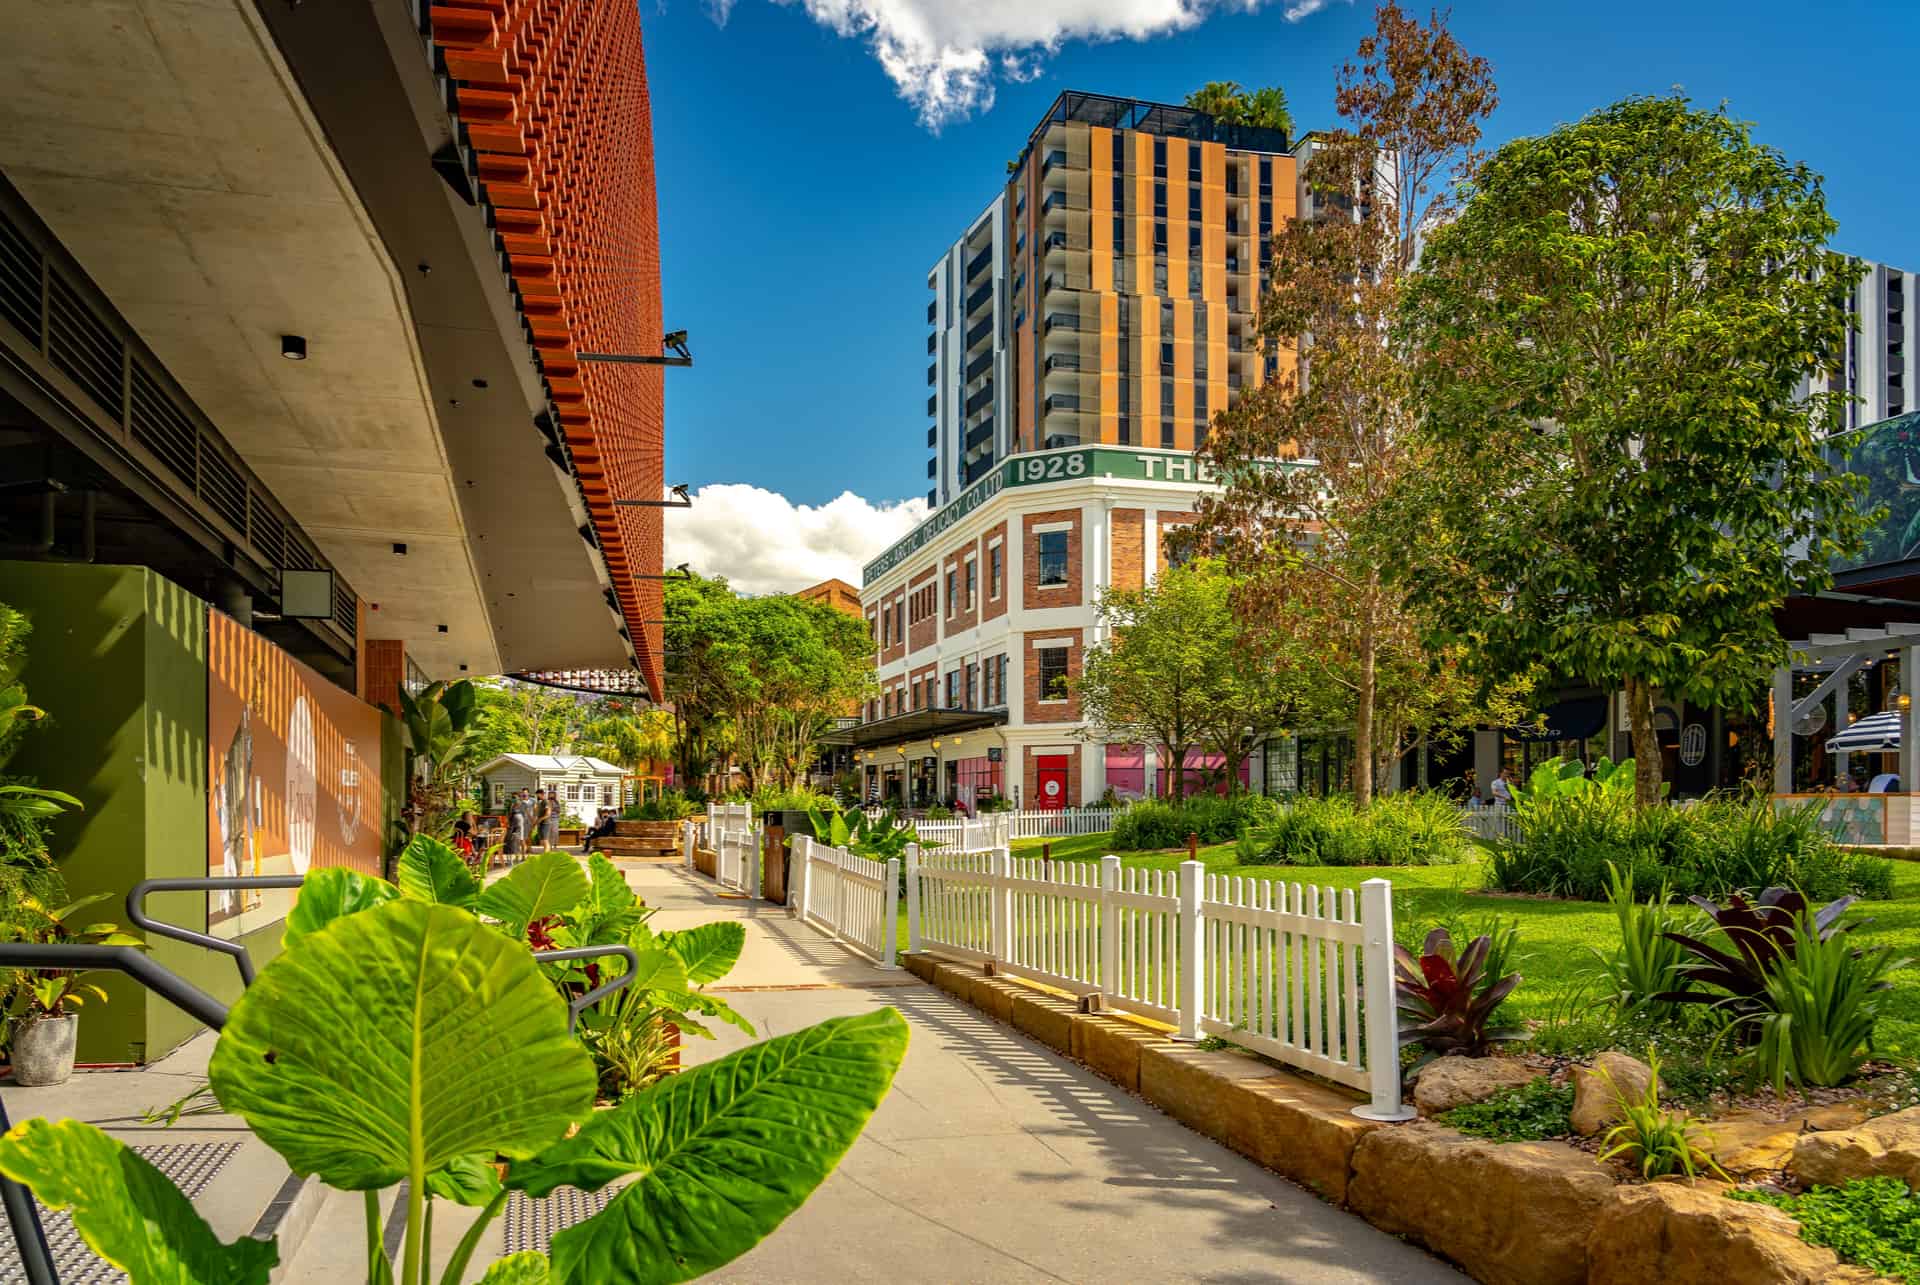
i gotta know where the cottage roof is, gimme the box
[474,754,626,777]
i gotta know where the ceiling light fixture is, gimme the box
[281,334,308,361]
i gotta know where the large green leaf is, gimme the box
[659,922,745,986]
[425,1151,504,1207]
[0,1117,278,1284]
[397,833,480,909]
[477,1252,552,1284]
[510,1008,908,1284]
[209,900,594,1190]
[586,853,633,912]
[283,867,399,949]
[477,851,591,935]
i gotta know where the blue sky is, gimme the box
[649,0,1920,584]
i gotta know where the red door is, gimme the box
[1034,755,1069,811]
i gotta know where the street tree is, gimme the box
[1195,1,1497,807]
[1396,95,1872,806]
[1077,560,1305,801]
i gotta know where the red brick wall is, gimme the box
[1157,509,1197,566]
[880,587,906,666]
[1024,632,1082,723]
[909,662,937,710]
[979,521,1009,622]
[907,566,938,654]
[1023,745,1083,809]
[1023,508,1083,610]
[1111,508,1144,590]
[943,541,979,635]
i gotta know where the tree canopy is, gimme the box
[1395,95,1873,804]
[1185,81,1294,138]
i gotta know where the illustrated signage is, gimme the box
[1680,723,1707,767]
[864,446,1241,581]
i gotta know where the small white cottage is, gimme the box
[475,754,627,824]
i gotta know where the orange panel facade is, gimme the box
[431,0,666,698]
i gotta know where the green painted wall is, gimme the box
[1,563,272,1062]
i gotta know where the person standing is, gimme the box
[1490,767,1515,809]
[534,788,555,854]
[505,790,528,862]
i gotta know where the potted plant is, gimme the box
[4,893,143,1086]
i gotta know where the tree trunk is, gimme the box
[1164,742,1189,802]
[1354,611,1377,810]
[1625,676,1663,808]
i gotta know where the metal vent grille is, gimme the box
[0,213,40,341]
[198,444,247,534]
[333,581,358,637]
[45,274,123,418]
[248,492,285,565]
[129,363,198,489]
[282,537,317,571]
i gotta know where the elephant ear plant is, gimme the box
[0,880,908,1285]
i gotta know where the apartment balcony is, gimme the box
[1044,352,1082,375]
[1227,372,1244,390]
[1042,312,1084,336]
[1043,431,1082,450]
[965,350,993,383]
[926,362,937,385]
[963,454,997,485]
[965,244,993,282]
[965,280,994,315]
[1042,191,1090,225]
[965,314,994,351]
[1043,231,1090,260]
[926,456,936,478]
[926,424,937,447]
[927,393,937,416]
[1041,148,1089,177]
[965,383,995,417]
[965,421,994,450]
[926,332,937,354]
[1043,392,1081,415]
[1042,271,1090,300]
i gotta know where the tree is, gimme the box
[469,679,591,762]
[1396,95,1872,806]
[1185,81,1294,139]
[1195,2,1497,808]
[1076,561,1304,801]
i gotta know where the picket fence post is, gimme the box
[881,858,901,969]
[1098,854,1121,994]
[988,846,1011,965]
[748,822,764,900]
[1175,859,1204,1041]
[794,835,812,923]
[682,819,694,871]
[1353,877,1416,1121]
[833,846,848,941]
[905,842,922,955]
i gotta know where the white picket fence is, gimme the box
[791,835,898,968]
[907,844,1408,1120]
[1459,807,1517,843]
[912,814,1010,852]
[707,803,759,897]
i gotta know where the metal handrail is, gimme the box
[126,876,305,990]
[532,944,640,1032]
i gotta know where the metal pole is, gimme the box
[126,876,304,989]
[0,1092,57,1284]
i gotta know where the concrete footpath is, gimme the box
[633,865,1458,1284]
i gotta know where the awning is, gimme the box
[1509,696,1608,743]
[819,707,1008,749]
[1828,711,1903,752]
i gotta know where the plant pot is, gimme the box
[12,1013,77,1086]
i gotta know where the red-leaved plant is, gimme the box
[1395,927,1525,1076]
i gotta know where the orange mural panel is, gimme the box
[208,611,384,939]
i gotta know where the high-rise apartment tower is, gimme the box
[924,92,1314,506]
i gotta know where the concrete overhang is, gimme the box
[0,0,640,679]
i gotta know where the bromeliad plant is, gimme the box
[0,871,908,1285]
[1394,927,1526,1076]
[1658,887,1865,1022]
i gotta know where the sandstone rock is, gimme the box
[1587,1181,1883,1284]
[1349,1123,1615,1285]
[1804,1102,1872,1131]
[1411,1055,1539,1115]
[1572,1052,1655,1136]
[1217,1072,1379,1205]
[1703,1119,1801,1178]
[1791,1107,1920,1190]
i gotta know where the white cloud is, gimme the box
[771,0,1278,130]
[705,0,737,24]
[665,484,929,596]
[1282,0,1333,20]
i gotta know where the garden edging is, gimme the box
[901,949,1897,1284]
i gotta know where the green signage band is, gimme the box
[864,446,1229,582]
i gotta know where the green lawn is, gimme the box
[899,833,1920,1061]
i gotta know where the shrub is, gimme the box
[1257,791,1473,867]
[1729,1179,1920,1282]
[1589,862,1694,1020]
[622,790,699,821]
[1111,793,1277,850]
[1748,911,1911,1091]
[1439,1077,1573,1141]
[1595,1050,1727,1181]
[1396,927,1526,1075]
[1487,789,1893,902]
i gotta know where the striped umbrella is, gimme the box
[1827,710,1904,752]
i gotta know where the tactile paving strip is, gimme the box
[501,1185,618,1255]
[1,1140,241,1283]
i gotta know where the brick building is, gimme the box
[835,445,1231,809]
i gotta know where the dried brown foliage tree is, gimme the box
[1194,3,1502,805]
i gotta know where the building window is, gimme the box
[602,784,614,805]
[1153,138,1167,178]
[1037,530,1069,586]
[946,670,961,708]
[966,664,978,708]
[965,558,976,609]
[1038,647,1069,701]
[990,544,1003,598]
[946,569,958,615]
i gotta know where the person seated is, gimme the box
[582,807,618,851]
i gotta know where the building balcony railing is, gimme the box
[926,456,936,478]
[965,315,993,350]
[1043,393,1081,414]
[926,332,937,354]
[1041,148,1088,176]
[1043,231,1090,255]
[1044,352,1081,374]
[1227,372,1244,389]
[963,454,997,484]
[965,384,995,416]
[926,362,937,385]
[1042,313,1084,335]
[1041,190,1089,215]
[1043,271,1089,295]
[926,299,938,324]
[927,424,937,447]
[966,245,993,282]
[965,421,994,450]
[1043,431,1082,450]
[966,280,994,315]
[927,393,938,416]
[965,350,993,383]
